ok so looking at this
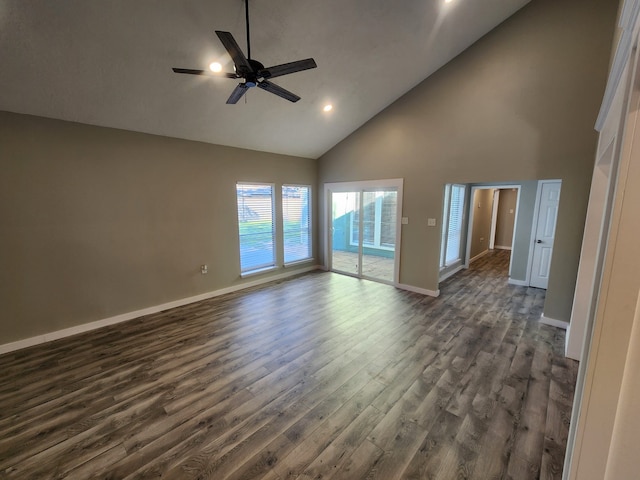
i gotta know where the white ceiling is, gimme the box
[0,0,530,159]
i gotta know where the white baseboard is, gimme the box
[0,265,321,355]
[469,249,489,264]
[494,245,512,250]
[539,315,569,330]
[508,278,529,286]
[397,283,440,298]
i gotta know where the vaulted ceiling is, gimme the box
[0,0,531,158]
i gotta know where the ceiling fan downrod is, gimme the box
[245,0,251,60]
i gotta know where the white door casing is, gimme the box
[489,190,500,250]
[530,181,561,289]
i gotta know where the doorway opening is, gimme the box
[460,181,562,289]
[464,185,521,278]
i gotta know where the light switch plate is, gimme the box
[427,218,437,227]
[401,217,409,225]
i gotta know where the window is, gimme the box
[236,183,275,274]
[282,185,311,264]
[350,190,397,250]
[440,184,466,268]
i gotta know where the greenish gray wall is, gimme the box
[470,189,494,259]
[0,111,317,345]
[317,0,617,322]
[495,189,518,248]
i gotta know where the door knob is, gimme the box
[536,240,542,243]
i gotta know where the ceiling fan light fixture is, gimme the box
[172,0,317,104]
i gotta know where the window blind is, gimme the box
[440,185,452,267]
[282,185,311,263]
[445,185,466,265]
[236,183,275,273]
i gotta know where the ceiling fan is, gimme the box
[172,0,317,104]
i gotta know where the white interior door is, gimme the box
[530,181,561,289]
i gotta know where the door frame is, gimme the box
[464,184,521,272]
[324,178,404,285]
[525,179,562,287]
[489,189,500,250]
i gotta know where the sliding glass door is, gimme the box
[328,180,402,284]
[331,191,360,276]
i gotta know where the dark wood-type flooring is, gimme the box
[0,250,578,479]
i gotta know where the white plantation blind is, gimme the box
[236,183,275,273]
[282,185,311,264]
[441,184,466,268]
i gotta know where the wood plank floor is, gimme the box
[0,250,578,479]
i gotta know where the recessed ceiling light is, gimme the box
[209,62,222,72]
[323,104,333,112]
[445,0,453,3]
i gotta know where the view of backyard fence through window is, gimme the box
[282,185,311,263]
[236,183,311,274]
[237,183,275,273]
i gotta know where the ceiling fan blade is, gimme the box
[257,80,300,103]
[172,68,238,79]
[258,58,317,80]
[227,83,250,104]
[215,31,252,74]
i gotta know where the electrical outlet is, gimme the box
[427,218,436,227]
[201,264,208,275]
